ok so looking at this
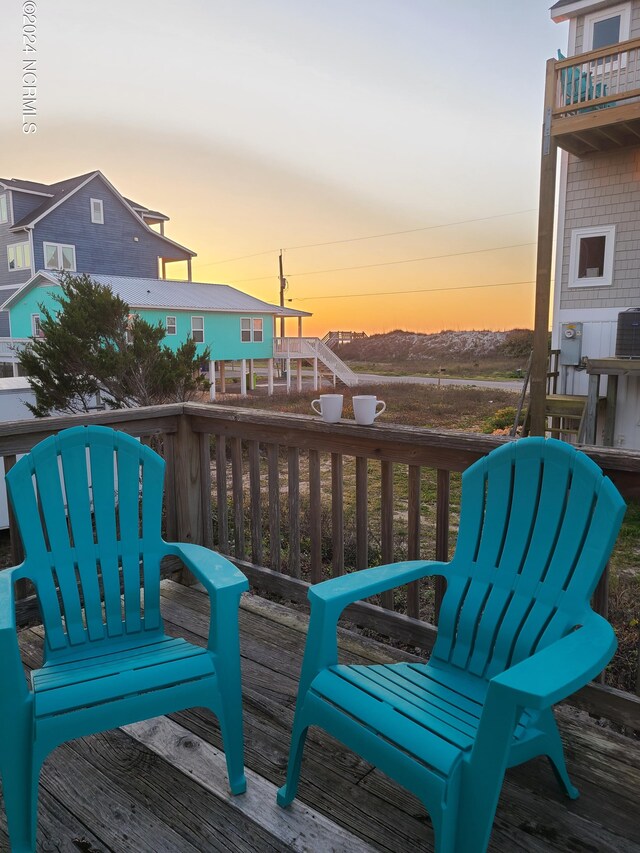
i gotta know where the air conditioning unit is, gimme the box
[615,309,640,358]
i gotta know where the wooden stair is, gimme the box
[523,394,588,441]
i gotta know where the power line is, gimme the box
[198,207,537,268]
[290,279,536,302]
[228,241,536,284]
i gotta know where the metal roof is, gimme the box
[4,272,311,317]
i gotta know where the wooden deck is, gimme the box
[4,580,640,852]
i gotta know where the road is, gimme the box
[355,372,525,393]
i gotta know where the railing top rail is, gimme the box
[556,35,640,68]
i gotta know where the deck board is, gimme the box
[3,580,639,852]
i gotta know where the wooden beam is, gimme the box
[530,58,559,436]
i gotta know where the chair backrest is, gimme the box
[6,425,166,660]
[433,437,625,681]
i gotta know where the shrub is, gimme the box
[482,406,520,434]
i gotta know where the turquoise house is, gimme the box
[0,271,313,397]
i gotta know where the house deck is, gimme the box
[4,580,640,852]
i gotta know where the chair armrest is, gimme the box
[0,568,30,704]
[490,612,616,711]
[309,560,448,618]
[164,542,249,598]
[163,543,248,655]
[297,561,448,695]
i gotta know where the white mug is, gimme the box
[311,394,343,423]
[352,395,386,426]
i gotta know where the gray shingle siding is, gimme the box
[31,175,190,278]
[560,148,640,310]
[0,192,32,289]
[11,191,45,224]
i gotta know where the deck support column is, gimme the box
[313,357,319,391]
[267,359,274,395]
[240,358,247,397]
[187,258,192,282]
[296,359,302,392]
[249,359,255,390]
[530,57,559,436]
[219,361,226,394]
[286,358,291,393]
[209,360,216,401]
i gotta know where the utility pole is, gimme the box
[279,251,286,337]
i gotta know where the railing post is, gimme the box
[173,413,205,556]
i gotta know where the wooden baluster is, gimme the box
[4,455,28,599]
[248,439,262,566]
[380,460,394,610]
[435,469,450,622]
[200,433,214,550]
[406,464,421,619]
[231,436,245,560]
[331,453,344,577]
[356,456,368,571]
[215,435,229,553]
[162,433,177,542]
[267,444,281,572]
[288,447,301,578]
[593,565,609,685]
[309,449,322,584]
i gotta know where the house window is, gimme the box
[191,316,204,343]
[584,4,630,50]
[43,242,76,271]
[241,317,263,342]
[568,225,616,288]
[31,313,42,337]
[90,198,104,224]
[7,242,30,271]
[0,194,8,225]
[166,316,177,335]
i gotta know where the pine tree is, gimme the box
[19,272,210,416]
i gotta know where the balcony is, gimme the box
[1,404,639,849]
[551,38,640,156]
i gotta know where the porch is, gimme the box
[7,579,639,852]
[1,404,640,850]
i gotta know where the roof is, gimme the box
[0,178,53,195]
[3,170,195,258]
[3,272,312,317]
[550,0,616,20]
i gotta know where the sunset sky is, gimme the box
[0,1,567,336]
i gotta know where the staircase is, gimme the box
[273,337,359,387]
[321,330,368,350]
[523,395,588,442]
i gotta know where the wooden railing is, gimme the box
[1,403,639,728]
[554,36,640,117]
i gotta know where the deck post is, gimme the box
[209,360,216,401]
[530,57,559,436]
[286,358,291,392]
[186,258,192,281]
[267,358,274,395]
[296,359,303,392]
[249,359,255,390]
[219,361,226,394]
[240,359,247,397]
[313,357,319,391]
[173,413,205,556]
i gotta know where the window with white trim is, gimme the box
[0,194,8,225]
[241,317,263,342]
[584,4,630,51]
[191,316,204,343]
[31,313,42,337]
[43,242,76,271]
[90,198,104,224]
[7,242,30,271]
[568,225,616,288]
[166,315,177,335]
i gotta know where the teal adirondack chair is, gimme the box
[0,425,248,853]
[277,438,625,853]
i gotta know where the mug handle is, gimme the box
[374,401,386,419]
[311,399,322,415]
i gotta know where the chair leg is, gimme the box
[216,701,247,795]
[541,713,579,800]
[276,722,309,808]
[0,727,39,853]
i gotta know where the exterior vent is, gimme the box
[615,309,640,358]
